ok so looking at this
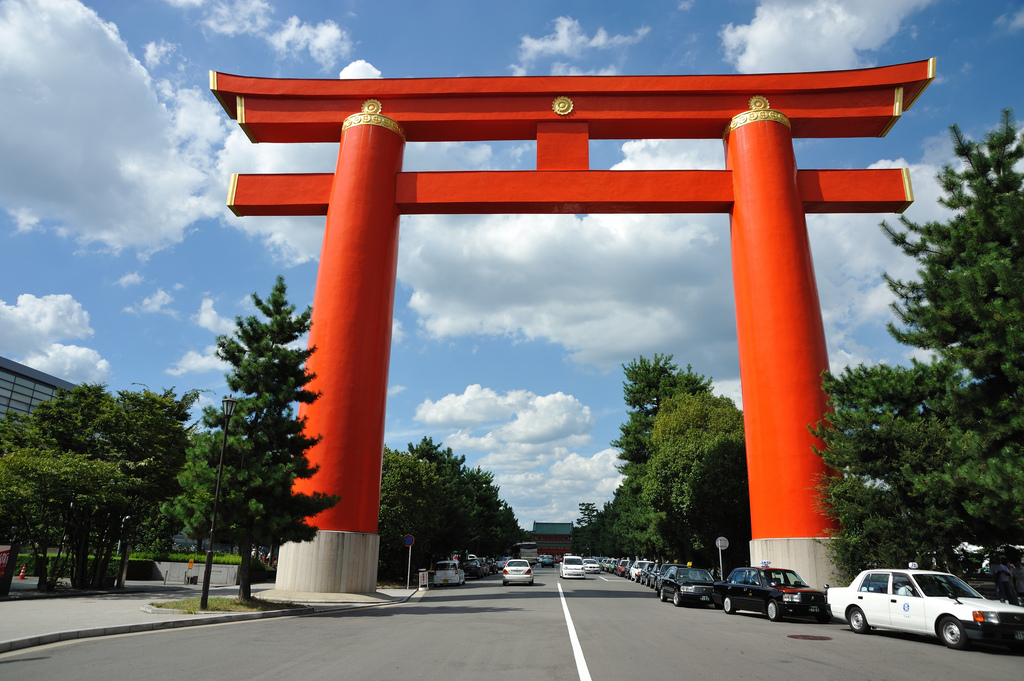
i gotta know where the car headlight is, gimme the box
[680,586,695,593]
[782,593,802,603]
[972,611,1000,624]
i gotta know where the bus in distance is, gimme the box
[511,542,539,565]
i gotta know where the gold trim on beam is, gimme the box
[878,87,904,137]
[903,57,937,110]
[723,95,791,138]
[342,111,406,141]
[897,167,914,213]
[226,173,242,216]
[236,96,258,143]
[209,71,234,119]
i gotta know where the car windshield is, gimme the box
[681,569,714,582]
[913,573,982,599]
[564,557,583,565]
[437,562,456,570]
[762,569,809,588]
[506,560,528,568]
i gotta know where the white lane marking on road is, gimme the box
[599,576,611,582]
[557,583,593,681]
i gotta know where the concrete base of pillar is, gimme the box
[259,530,379,601]
[749,537,837,590]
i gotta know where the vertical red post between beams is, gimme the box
[294,112,406,534]
[724,100,837,541]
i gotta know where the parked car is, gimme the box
[560,555,586,579]
[502,559,534,586]
[713,566,830,623]
[464,559,485,579]
[659,566,717,607]
[827,568,1024,650]
[616,559,631,577]
[495,556,510,571]
[654,563,684,592]
[433,560,465,587]
[641,562,660,587]
[582,558,601,574]
[630,560,654,582]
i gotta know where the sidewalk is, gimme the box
[0,578,419,655]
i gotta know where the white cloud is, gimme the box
[116,272,144,287]
[0,0,228,256]
[339,59,381,79]
[496,448,624,524]
[995,8,1024,32]
[22,344,110,383]
[124,288,177,316]
[392,319,405,344]
[166,345,229,375]
[510,16,650,75]
[193,298,236,334]
[143,39,176,69]
[412,384,614,523]
[267,16,351,70]
[8,207,40,232]
[388,385,407,397]
[0,293,108,382]
[720,0,934,73]
[196,0,350,70]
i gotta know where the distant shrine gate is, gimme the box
[212,59,935,595]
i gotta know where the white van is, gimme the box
[433,560,465,587]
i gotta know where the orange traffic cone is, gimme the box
[17,564,27,580]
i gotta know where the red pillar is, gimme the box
[294,105,405,534]
[724,97,836,540]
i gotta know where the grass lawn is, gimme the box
[149,596,302,614]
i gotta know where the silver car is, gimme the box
[502,559,534,586]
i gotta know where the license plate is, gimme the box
[1016,632,1024,640]
[442,579,450,583]
[700,596,710,601]
[809,606,820,612]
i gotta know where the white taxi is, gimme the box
[827,567,1024,650]
[432,560,465,587]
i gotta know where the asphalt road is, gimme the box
[2,569,1021,680]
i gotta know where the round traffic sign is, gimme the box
[403,534,415,547]
[715,536,729,550]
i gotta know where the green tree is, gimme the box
[647,391,749,565]
[0,384,197,589]
[378,446,443,581]
[571,502,598,555]
[167,276,337,599]
[816,110,1024,575]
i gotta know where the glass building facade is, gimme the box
[0,356,77,416]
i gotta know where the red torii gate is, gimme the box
[211,58,934,595]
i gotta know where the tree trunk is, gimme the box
[237,524,252,601]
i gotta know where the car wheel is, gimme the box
[767,600,784,622]
[502,580,508,586]
[659,587,668,602]
[723,596,735,614]
[938,616,970,650]
[673,591,683,607]
[848,606,870,633]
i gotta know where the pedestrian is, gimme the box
[992,556,1013,603]
[1012,560,1024,606]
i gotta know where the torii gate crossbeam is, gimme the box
[211,59,934,596]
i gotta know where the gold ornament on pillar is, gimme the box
[342,98,406,140]
[724,95,791,137]
[551,96,574,116]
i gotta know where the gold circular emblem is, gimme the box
[552,96,574,116]
[748,95,770,111]
[362,99,383,114]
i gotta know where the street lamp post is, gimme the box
[200,396,237,610]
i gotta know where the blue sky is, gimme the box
[1,0,1022,529]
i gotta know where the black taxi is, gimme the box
[713,565,831,623]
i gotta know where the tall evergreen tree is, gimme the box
[168,276,337,599]
[817,111,1024,575]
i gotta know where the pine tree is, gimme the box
[817,111,1024,574]
[169,276,337,599]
